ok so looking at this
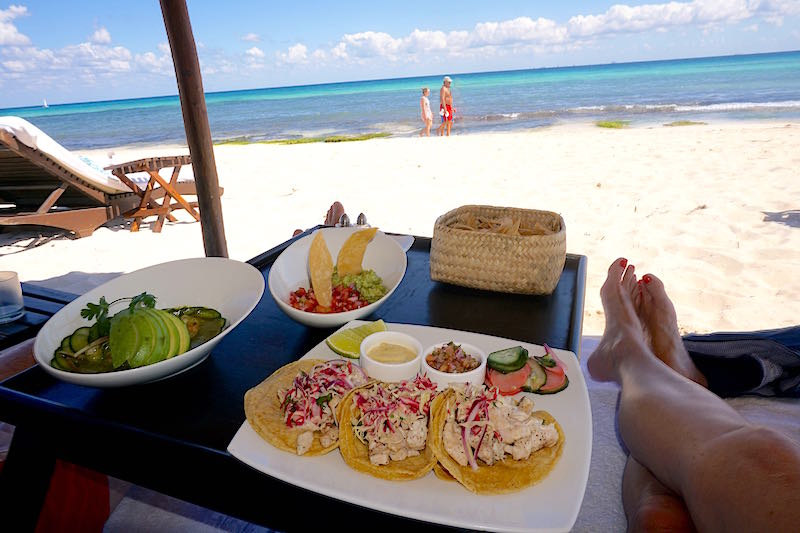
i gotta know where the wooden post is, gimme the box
[160,0,228,257]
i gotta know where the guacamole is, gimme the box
[332,268,387,303]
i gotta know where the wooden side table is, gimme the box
[105,155,200,232]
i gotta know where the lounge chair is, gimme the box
[0,116,204,237]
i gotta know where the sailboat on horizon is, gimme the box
[42,98,48,108]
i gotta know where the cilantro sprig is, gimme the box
[80,292,157,337]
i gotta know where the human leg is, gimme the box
[623,457,695,533]
[293,202,346,236]
[588,259,800,532]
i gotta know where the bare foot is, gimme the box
[636,273,707,387]
[324,202,346,226]
[587,258,652,383]
[623,457,696,532]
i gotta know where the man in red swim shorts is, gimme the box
[437,76,455,136]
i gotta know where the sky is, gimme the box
[0,0,799,108]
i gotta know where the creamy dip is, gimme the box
[367,342,418,364]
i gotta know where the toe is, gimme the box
[641,273,669,306]
[622,264,637,291]
[608,257,628,280]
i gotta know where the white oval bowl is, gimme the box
[268,227,407,328]
[359,331,422,383]
[34,257,264,388]
[421,341,487,390]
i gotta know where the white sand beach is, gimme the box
[2,120,799,336]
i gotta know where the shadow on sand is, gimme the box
[762,210,800,229]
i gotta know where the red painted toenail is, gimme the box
[620,258,627,268]
[643,274,652,284]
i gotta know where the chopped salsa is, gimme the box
[289,268,387,314]
[426,342,481,373]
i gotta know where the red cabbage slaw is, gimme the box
[352,375,438,445]
[280,360,368,428]
[453,385,499,471]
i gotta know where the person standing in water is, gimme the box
[419,87,433,137]
[437,76,455,136]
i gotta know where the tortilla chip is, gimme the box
[309,231,333,308]
[337,383,437,481]
[428,389,564,494]
[336,228,378,276]
[244,359,339,456]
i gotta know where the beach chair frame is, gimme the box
[0,129,141,237]
[0,130,207,238]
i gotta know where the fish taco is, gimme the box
[245,359,369,456]
[429,384,564,494]
[337,375,439,480]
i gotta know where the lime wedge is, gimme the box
[326,320,388,358]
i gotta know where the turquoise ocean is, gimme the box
[2,50,798,150]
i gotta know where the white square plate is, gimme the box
[228,321,592,532]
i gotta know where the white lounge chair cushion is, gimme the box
[0,116,139,194]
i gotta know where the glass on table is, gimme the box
[0,271,25,324]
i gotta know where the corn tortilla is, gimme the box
[245,359,339,456]
[337,383,437,480]
[308,232,333,307]
[429,389,564,494]
[336,227,378,276]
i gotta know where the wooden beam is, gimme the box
[160,0,228,257]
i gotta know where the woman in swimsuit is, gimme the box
[419,88,433,137]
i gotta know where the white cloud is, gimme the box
[275,0,800,69]
[0,4,30,46]
[241,32,260,43]
[472,17,568,46]
[246,46,264,58]
[90,27,111,44]
[277,43,308,64]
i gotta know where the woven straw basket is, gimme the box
[430,205,566,295]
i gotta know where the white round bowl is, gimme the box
[421,341,487,390]
[359,331,422,383]
[268,227,407,328]
[34,257,264,388]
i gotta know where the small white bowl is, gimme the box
[421,341,487,390]
[359,331,422,383]
[268,227,407,328]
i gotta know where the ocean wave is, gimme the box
[568,100,800,114]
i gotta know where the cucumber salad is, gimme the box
[485,344,569,396]
[52,292,226,374]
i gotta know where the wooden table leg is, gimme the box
[0,426,57,530]
[151,169,201,222]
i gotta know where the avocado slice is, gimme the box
[142,309,169,366]
[109,312,139,369]
[128,311,157,368]
[156,309,180,358]
[164,311,191,356]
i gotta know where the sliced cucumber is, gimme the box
[69,327,92,352]
[521,359,547,392]
[59,335,74,355]
[534,373,569,395]
[487,346,529,373]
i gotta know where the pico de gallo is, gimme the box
[289,268,387,313]
[350,375,439,466]
[278,359,369,455]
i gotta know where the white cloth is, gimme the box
[0,116,133,194]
